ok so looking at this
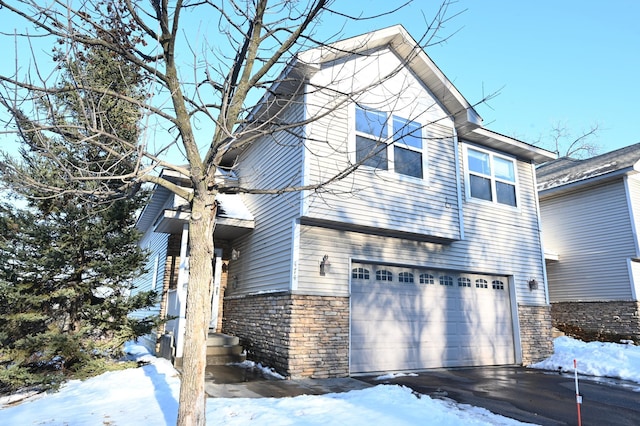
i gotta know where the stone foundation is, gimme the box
[223,292,349,378]
[518,304,554,365]
[224,295,555,375]
[551,301,640,341]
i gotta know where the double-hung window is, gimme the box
[466,146,517,207]
[355,106,425,179]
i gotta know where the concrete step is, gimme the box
[207,332,239,346]
[206,344,244,356]
[206,352,246,365]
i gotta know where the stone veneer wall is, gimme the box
[223,292,349,378]
[551,301,640,340]
[518,304,554,365]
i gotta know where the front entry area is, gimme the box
[350,262,516,373]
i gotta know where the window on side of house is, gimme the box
[392,117,423,179]
[355,107,388,169]
[376,269,393,282]
[355,106,425,179]
[466,146,517,207]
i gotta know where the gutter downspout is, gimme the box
[452,126,465,240]
[532,161,551,305]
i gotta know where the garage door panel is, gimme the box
[350,263,515,373]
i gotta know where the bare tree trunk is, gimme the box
[177,189,217,426]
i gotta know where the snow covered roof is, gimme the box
[135,168,254,237]
[216,193,253,221]
[536,142,640,192]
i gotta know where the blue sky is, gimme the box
[333,0,639,155]
[1,1,637,158]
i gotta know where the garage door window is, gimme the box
[476,279,488,289]
[458,277,471,287]
[398,272,414,283]
[376,270,393,281]
[420,273,434,284]
[352,268,370,280]
[492,280,505,290]
[439,275,453,286]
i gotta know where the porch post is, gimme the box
[209,248,223,331]
[175,223,190,359]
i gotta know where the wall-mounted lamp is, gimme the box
[231,248,240,260]
[528,278,538,291]
[319,255,331,276]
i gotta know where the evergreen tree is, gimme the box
[0,29,157,394]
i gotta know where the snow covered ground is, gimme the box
[1,336,639,425]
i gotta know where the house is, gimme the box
[537,143,640,341]
[132,25,556,378]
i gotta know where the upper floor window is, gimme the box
[466,146,517,207]
[355,106,425,179]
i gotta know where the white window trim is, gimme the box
[351,104,429,184]
[462,143,520,209]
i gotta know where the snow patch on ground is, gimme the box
[528,336,640,384]
[1,336,639,425]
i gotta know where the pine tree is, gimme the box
[0,29,157,394]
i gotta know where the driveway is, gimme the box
[358,366,640,426]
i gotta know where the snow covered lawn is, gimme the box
[1,336,639,425]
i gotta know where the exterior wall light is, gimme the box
[231,248,240,260]
[528,278,538,291]
[320,255,331,276]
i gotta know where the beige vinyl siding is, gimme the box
[302,48,460,241]
[459,144,547,305]
[226,98,305,295]
[129,228,169,319]
[627,174,640,258]
[541,179,636,302]
[296,221,543,304]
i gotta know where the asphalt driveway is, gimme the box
[358,366,640,426]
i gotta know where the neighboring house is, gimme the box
[133,25,557,378]
[537,143,640,341]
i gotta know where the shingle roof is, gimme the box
[536,142,640,191]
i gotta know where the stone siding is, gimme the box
[518,304,554,365]
[222,292,349,378]
[551,301,640,341]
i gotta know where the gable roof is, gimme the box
[537,142,640,192]
[236,25,555,165]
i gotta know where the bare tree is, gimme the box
[0,1,476,423]
[545,121,601,159]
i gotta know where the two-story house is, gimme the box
[537,143,640,341]
[133,25,556,378]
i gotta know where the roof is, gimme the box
[537,142,640,192]
[235,25,555,164]
[135,168,254,236]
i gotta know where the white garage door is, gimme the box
[350,263,516,373]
